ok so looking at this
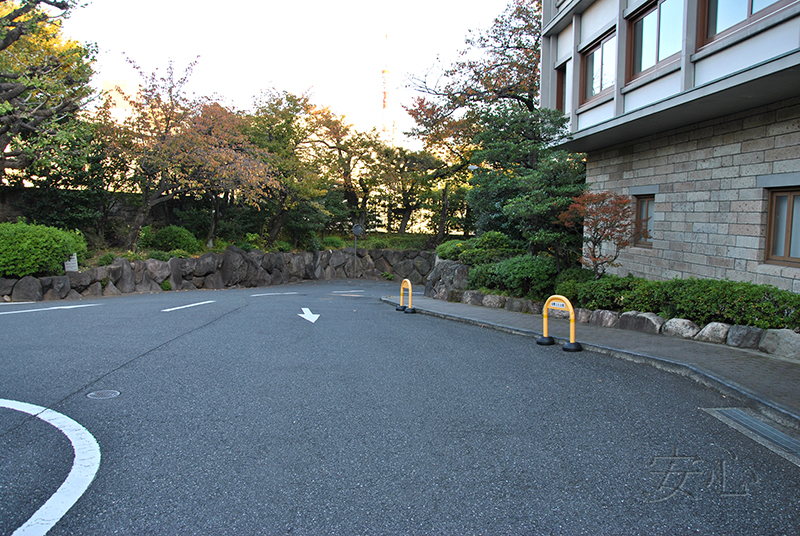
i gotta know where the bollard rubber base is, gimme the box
[536,336,555,346]
[404,308,416,314]
[396,305,407,311]
[562,342,583,352]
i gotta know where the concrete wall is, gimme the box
[586,96,800,292]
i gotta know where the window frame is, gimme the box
[634,194,655,247]
[556,64,567,113]
[581,32,617,105]
[699,0,793,46]
[766,187,800,266]
[626,0,683,82]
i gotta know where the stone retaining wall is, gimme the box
[0,246,435,303]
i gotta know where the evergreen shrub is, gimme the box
[468,254,558,300]
[142,225,199,254]
[323,237,346,249]
[0,221,87,277]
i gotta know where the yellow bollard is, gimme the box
[396,278,416,314]
[537,295,582,352]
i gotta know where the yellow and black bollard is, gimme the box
[396,278,416,314]
[537,295,582,352]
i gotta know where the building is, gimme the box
[540,0,800,291]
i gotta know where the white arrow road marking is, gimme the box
[161,300,215,312]
[1,399,101,536]
[298,308,320,323]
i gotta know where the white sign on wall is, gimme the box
[64,253,78,272]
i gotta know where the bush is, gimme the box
[437,238,474,260]
[160,280,172,291]
[571,275,800,330]
[323,236,346,249]
[147,250,171,262]
[0,221,87,277]
[143,225,199,254]
[553,267,594,301]
[168,249,192,259]
[468,254,558,300]
[97,252,117,266]
[473,231,512,250]
[273,240,292,253]
[458,247,524,266]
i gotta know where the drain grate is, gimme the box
[86,390,120,400]
[706,407,800,466]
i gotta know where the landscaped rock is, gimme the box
[662,318,701,339]
[145,259,171,285]
[194,252,219,277]
[482,294,506,308]
[103,280,122,297]
[135,277,161,292]
[590,310,619,328]
[133,260,146,285]
[0,277,16,297]
[203,272,224,290]
[759,329,800,362]
[82,281,103,298]
[63,289,82,300]
[167,258,184,293]
[11,276,43,302]
[112,258,135,293]
[617,311,640,331]
[727,325,765,349]
[424,260,470,301]
[67,271,91,293]
[575,308,592,323]
[43,289,62,301]
[504,297,528,313]
[695,322,731,344]
[462,290,485,306]
[393,259,416,279]
[39,275,70,299]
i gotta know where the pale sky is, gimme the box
[61,0,511,147]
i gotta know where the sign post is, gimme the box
[537,295,582,352]
[351,224,364,278]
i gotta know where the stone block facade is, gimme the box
[587,96,800,292]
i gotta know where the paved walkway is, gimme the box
[381,293,800,430]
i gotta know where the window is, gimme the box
[583,33,616,102]
[630,0,683,77]
[556,65,567,113]
[767,189,800,264]
[635,195,654,246]
[705,0,785,40]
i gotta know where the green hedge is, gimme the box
[573,275,800,330]
[468,254,558,300]
[140,225,199,254]
[0,221,87,277]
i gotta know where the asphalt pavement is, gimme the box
[381,291,800,431]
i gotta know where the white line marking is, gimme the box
[161,300,216,312]
[332,290,364,293]
[250,292,299,297]
[0,304,101,316]
[1,399,101,536]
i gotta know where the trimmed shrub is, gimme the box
[468,254,558,300]
[553,266,594,302]
[473,231,512,250]
[437,238,474,260]
[97,252,117,266]
[458,247,524,266]
[147,250,171,262]
[145,226,199,254]
[0,221,87,277]
[168,249,192,259]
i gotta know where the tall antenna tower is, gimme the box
[381,34,394,145]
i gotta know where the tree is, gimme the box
[376,146,442,234]
[0,0,94,178]
[558,190,640,279]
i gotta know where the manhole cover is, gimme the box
[87,390,120,400]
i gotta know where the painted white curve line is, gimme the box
[0,304,101,316]
[250,292,299,297]
[1,399,101,536]
[161,300,216,312]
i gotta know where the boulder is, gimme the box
[285,254,306,279]
[194,252,220,277]
[662,318,701,339]
[384,250,405,266]
[192,276,205,289]
[0,277,17,297]
[221,246,263,287]
[482,294,506,308]
[133,260,146,285]
[529,301,544,315]
[67,271,92,293]
[181,281,198,291]
[462,290,485,306]
[103,280,122,297]
[590,310,619,328]
[89,266,110,284]
[167,258,184,293]
[694,322,731,344]
[135,278,161,292]
[248,249,265,266]
[393,259,416,279]
[203,272,225,290]
[43,289,62,301]
[39,275,70,299]
[81,281,103,298]
[504,297,528,313]
[618,311,641,331]
[178,258,197,278]
[413,256,432,278]
[549,308,571,319]
[112,258,135,293]
[575,308,593,323]
[145,259,171,285]
[63,289,82,300]
[11,276,43,302]
[727,325,764,349]
[329,249,347,269]
[759,329,800,362]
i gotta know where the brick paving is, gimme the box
[382,294,800,429]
